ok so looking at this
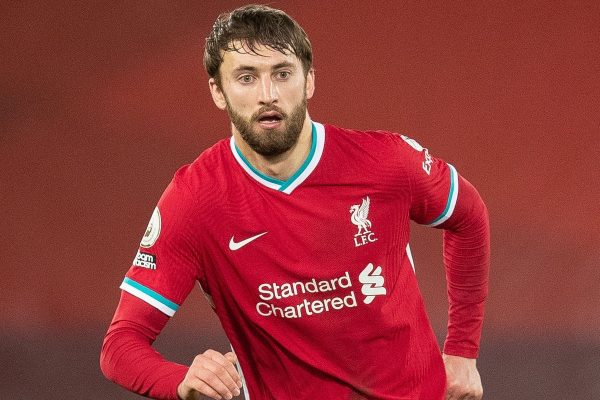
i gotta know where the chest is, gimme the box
[203,183,410,293]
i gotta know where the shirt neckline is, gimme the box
[229,122,325,195]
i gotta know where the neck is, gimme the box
[233,115,313,181]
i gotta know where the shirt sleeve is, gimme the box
[101,171,203,398]
[100,292,188,400]
[400,134,490,358]
[120,172,201,317]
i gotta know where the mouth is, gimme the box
[256,111,284,129]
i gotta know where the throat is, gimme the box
[250,146,305,181]
[235,121,314,182]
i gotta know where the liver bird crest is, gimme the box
[350,196,372,236]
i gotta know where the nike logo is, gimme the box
[229,232,268,251]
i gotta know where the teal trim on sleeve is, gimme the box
[122,277,179,312]
[427,164,458,226]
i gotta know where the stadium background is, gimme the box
[1,1,598,398]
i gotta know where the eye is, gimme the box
[239,75,255,84]
[276,71,291,80]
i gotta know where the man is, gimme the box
[101,5,489,400]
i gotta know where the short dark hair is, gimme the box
[204,4,313,85]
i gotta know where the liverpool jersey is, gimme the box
[120,122,480,399]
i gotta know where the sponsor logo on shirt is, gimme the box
[358,263,387,304]
[140,207,161,248]
[229,232,268,250]
[350,196,377,247]
[422,148,433,175]
[255,263,386,319]
[133,250,157,270]
[401,134,433,175]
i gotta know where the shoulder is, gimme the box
[172,137,232,192]
[325,123,401,142]
[323,123,421,161]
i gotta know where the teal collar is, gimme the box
[230,122,325,194]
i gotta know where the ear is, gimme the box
[209,78,228,110]
[305,68,316,100]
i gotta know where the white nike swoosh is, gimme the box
[229,232,268,251]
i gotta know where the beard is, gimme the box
[226,95,307,157]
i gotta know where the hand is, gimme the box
[177,349,243,400]
[443,353,483,400]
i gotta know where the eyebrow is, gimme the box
[232,62,297,75]
[272,62,296,70]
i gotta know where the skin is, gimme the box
[177,350,241,400]
[209,42,315,181]
[178,44,315,400]
[178,41,482,400]
[443,354,484,399]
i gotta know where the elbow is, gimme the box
[455,179,490,235]
[99,331,117,383]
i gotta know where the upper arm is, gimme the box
[121,176,202,319]
[399,134,463,227]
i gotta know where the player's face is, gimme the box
[209,42,315,157]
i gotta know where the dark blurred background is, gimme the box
[1,1,598,398]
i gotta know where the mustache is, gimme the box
[251,105,287,121]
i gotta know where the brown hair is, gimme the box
[204,4,313,86]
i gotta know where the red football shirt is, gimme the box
[116,122,488,399]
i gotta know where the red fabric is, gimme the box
[439,175,490,358]
[100,124,489,399]
[100,292,188,399]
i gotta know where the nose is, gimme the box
[258,76,278,104]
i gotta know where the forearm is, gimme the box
[100,293,188,399]
[441,177,490,358]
